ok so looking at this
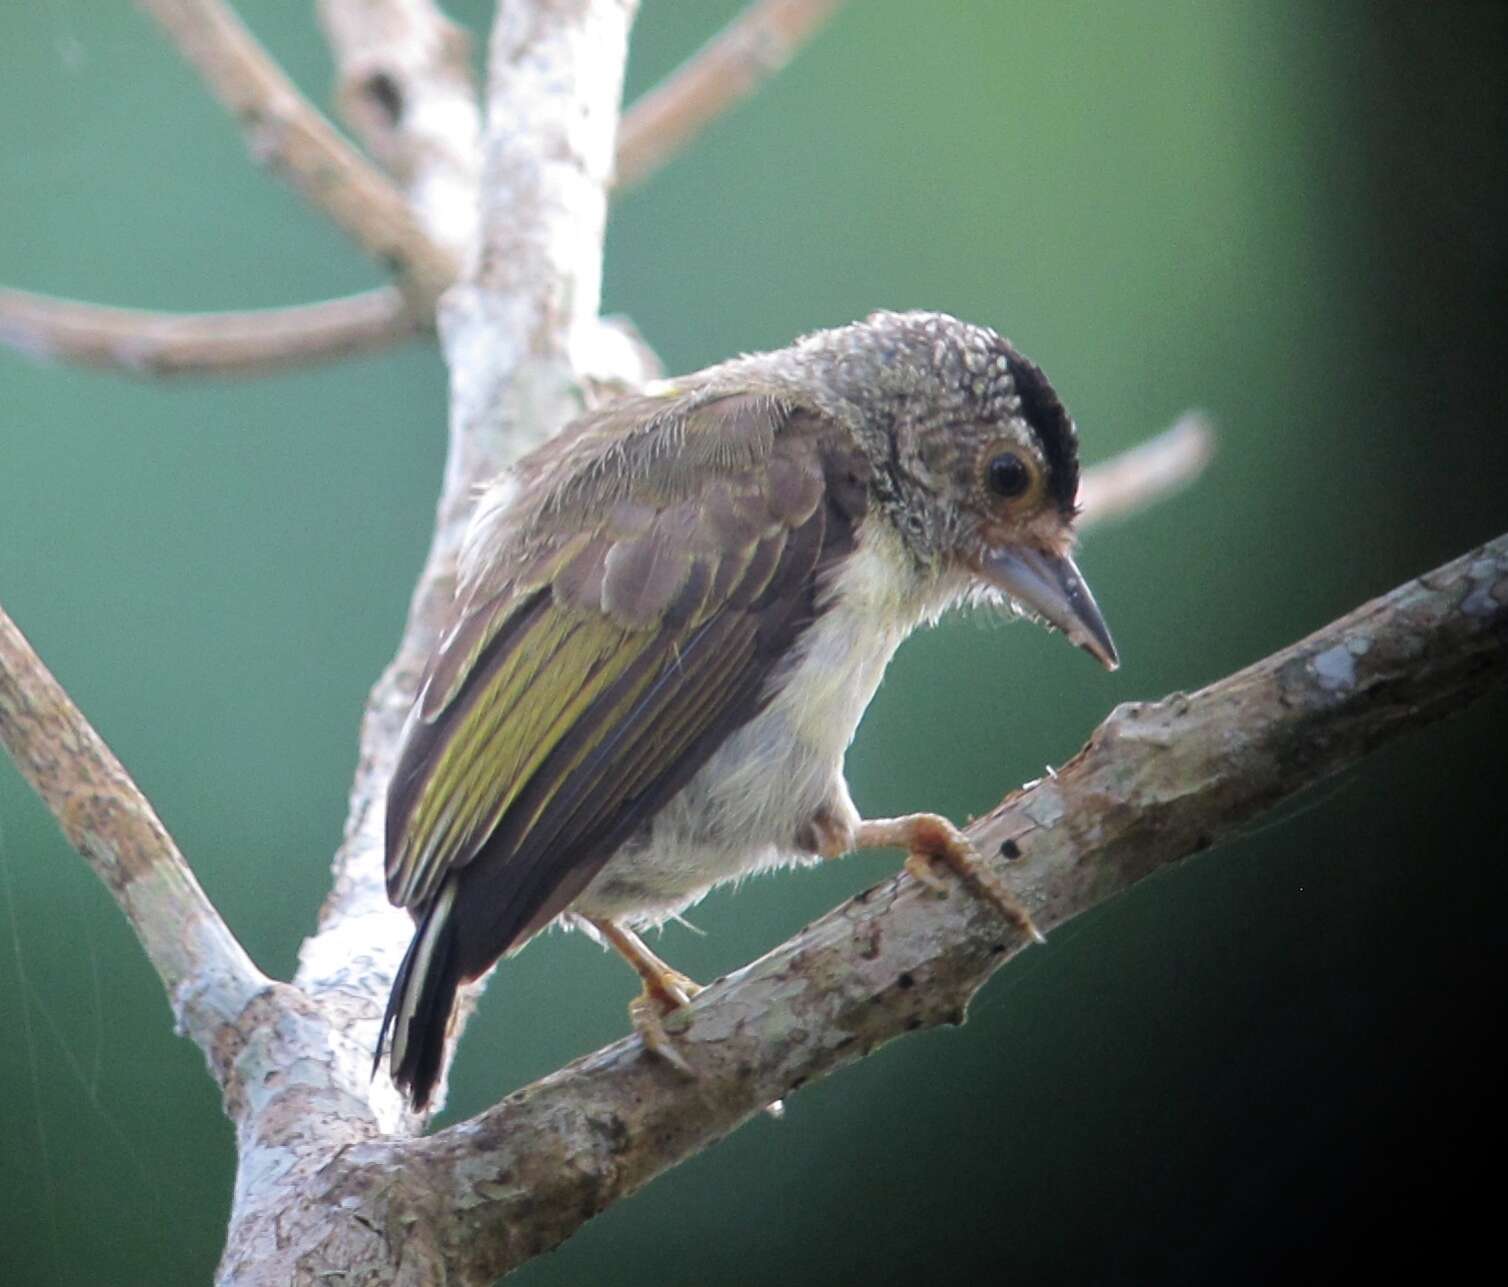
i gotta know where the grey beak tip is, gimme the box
[980,544,1119,674]
[1079,637,1119,671]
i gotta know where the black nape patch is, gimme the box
[1005,347,1079,516]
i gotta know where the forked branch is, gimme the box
[317,0,482,258]
[2,2,851,383]
[136,0,457,309]
[11,8,1492,1285]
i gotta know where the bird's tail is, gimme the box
[377,879,462,1111]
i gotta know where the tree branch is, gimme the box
[321,531,1508,1285]
[1077,411,1214,530]
[0,602,266,1057]
[316,0,482,260]
[615,0,847,191]
[287,0,644,1135]
[0,285,414,378]
[10,0,850,385]
[198,10,647,1277]
[136,0,457,309]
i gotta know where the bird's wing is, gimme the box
[384,394,870,975]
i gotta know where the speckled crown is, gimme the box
[794,310,1081,516]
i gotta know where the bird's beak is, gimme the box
[980,545,1119,670]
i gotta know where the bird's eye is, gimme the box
[987,452,1032,499]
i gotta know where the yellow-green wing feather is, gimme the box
[384,397,868,962]
[387,605,650,909]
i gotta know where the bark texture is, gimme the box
[1,4,1502,1284]
[219,533,1508,1284]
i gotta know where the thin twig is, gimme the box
[136,0,457,309]
[10,0,844,382]
[316,0,482,260]
[0,603,267,1048]
[615,0,847,191]
[0,286,414,378]
[1077,411,1215,531]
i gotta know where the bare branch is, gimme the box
[286,0,642,1120]
[324,531,1507,1285]
[0,286,414,378]
[1077,411,1215,531]
[11,0,842,384]
[0,602,266,1051]
[183,11,647,1277]
[616,0,847,191]
[136,0,458,309]
[316,0,482,260]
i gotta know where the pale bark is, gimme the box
[337,529,1508,1285]
[208,535,1508,1282]
[615,0,849,190]
[0,0,846,381]
[136,0,457,309]
[317,0,482,261]
[0,607,265,1050]
[0,286,412,377]
[2,4,1501,1285]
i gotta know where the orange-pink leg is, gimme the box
[589,917,703,1074]
[844,813,1045,945]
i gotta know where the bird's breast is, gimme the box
[573,521,942,925]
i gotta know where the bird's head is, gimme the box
[791,310,1119,669]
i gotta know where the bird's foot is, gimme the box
[589,917,705,1075]
[854,813,1046,945]
[628,969,704,1076]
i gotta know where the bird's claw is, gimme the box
[877,814,1046,945]
[627,971,783,1118]
[902,849,956,896]
[629,969,703,1077]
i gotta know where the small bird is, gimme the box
[378,310,1117,1108]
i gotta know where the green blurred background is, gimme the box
[2,2,1504,1283]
